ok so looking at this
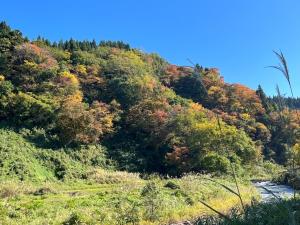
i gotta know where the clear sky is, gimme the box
[1,0,300,96]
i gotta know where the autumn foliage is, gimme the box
[0,22,298,174]
[56,97,115,146]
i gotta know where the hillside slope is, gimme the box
[0,22,276,176]
[0,127,112,182]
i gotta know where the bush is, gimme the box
[141,182,162,221]
[66,145,113,168]
[32,187,54,196]
[201,153,231,173]
[114,199,141,225]
[63,212,87,225]
[164,181,180,190]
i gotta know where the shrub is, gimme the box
[114,199,141,225]
[63,212,87,225]
[141,182,162,221]
[32,187,54,196]
[200,152,231,173]
[164,181,180,190]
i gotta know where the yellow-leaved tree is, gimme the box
[56,94,118,146]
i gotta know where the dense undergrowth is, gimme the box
[0,127,113,182]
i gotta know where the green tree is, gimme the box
[0,78,14,119]
[9,43,58,91]
[0,21,25,73]
[173,72,207,103]
[166,103,259,174]
[256,85,272,113]
[103,50,160,107]
[9,92,57,127]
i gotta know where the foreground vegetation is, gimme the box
[197,199,300,225]
[0,128,257,225]
[0,176,257,225]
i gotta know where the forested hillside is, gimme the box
[3,21,300,225]
[0,21,299,177]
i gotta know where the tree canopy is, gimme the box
[0,22,298,174]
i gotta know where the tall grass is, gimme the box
[196,199,300,225]
[269,50,299,200]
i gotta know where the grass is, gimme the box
[242,161,285,181]
[196,199,300,225]
[0,127,259,224]
[0,175,257,225]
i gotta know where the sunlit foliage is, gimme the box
[0,22,296,174]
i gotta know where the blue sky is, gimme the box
[1,0,300,96]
